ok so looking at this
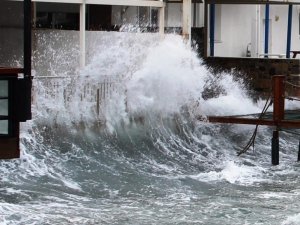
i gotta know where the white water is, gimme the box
[1,32,300,224]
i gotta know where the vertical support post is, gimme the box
[298,140,300,162]
[271,75,285,166]
[264,4,270,57]
[24,0,32,78]
[80,2,86,68]
[286,4,293,59]
[273,75,285,123]
[182,0,192,42]
[159,3,165,37]
[209,4,215,57]
[272,130,279,165]
[204,1,208,57]
[22,0,32,121]
[193,3,197,27]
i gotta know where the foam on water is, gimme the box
[282,214,300,225]
[1,32,300,224]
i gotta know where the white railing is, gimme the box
[23,0,165,7]
[34,76,122,117]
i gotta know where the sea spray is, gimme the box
[0,32,299,224]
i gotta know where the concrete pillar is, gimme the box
[182,0,191,42]
[159,2,165,37]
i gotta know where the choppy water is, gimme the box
[1,33,300,225]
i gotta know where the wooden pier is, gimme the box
[207,75,300,165]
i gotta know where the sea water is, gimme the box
[1,33,300,225]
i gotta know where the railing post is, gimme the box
[271,75,285,165]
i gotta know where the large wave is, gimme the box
[1,33,300,224]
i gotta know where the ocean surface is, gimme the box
[1,33,300,225]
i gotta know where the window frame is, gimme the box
[0,78,14,137]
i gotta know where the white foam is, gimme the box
[190,161,264,185]
[282,214,300,225]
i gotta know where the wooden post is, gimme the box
[273,75,285,123]
[272,130,279,165]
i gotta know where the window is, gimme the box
[35,3,79,30]
[0,80,9,135]
[138,7,159,31]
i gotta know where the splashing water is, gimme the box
[1,32,300,224]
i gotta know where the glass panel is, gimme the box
[0,80,8,98]
[0,120,8,135]
[0,100,8,116]
[0,1,24,68]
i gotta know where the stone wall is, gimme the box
[204,57,300,96]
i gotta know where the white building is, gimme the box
[1,0,300,70]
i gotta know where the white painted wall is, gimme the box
[211,4,300,58]
[213,4,256,57]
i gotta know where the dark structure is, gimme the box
[0,0,32,158]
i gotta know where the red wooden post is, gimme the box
[273,75,285,123]
[272,75,285,165]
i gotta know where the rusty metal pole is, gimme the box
[273,75,285,122]
[271,75,285,165]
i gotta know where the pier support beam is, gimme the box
[272,130,279,165]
